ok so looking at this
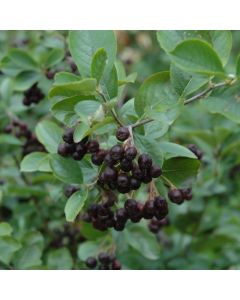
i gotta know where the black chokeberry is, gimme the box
[168,189,184,204]
[63,128,74,144]
[103,167,117,182]
[116,126,130,141]
[110,144,124,161]
[87,203,99,218]
[138,154,152,170]
[87,140,99,153]
[130,177,141,190]
[64,185,79,198]
[120,158,133,172]
[116,208,128,223]
[72,151,84,160]
[124,199,137,214]
[117,174,130,188]
[143,200,155,219]
[91,149,107,166]
[98,252,110,265]
[104,152,117,167]
[150,165,162,178]
[181,188,193,201]
[132,167,143,180]
[124,146,137,160]
[114,222,125,231]
[85,257,97,269]
[111,260,122,270]
[187,144,203,160]
[58,143,69,157]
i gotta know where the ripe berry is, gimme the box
[168,189,184,204]
[72,151,85,160]
[114,222,125,231]
[116,126,130,141]
[116,208,128,223]
[112,260,122,270]
[120,158,133,172]
[150,165,162,178]
[64,185,79,198]
[63,128,74,144]
[58,143,69,157]
[130,177,141,190]
[117,174,130,188]
[103,167,117,182]
[46,70,55,80]
[148,223,160,234]
[124,199,137,214]
[85,257,97,269]
[104,152,117,167]
[124,146,137,160]
[91,149,107,166]
[110,144,124,161]
[87,140,99,153]
[154,196,168,214]
[141,170,152,183]
[132,167,143,180]
[143,200,155,219]
[138,154,152,170]
[98,252,110,265]
[187,144,203,160]
[181,188,193,201]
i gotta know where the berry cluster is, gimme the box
[3,120,45,156]
[57,128,94,160]
[187,144,203,160]
[168,188,192,205]
[85,252,121,270]
[85,195,168,232]
[23,83,45,106]
[148,216,169,234]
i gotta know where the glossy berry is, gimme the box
[85,257,97,269]
[168,189,184,204]
[116,208,128,223]
[138,154,152,170]
[116,126,130,141]
[104,152,117,167]
[148,223,160,234]
[63,128,74,144]
[114,222,125,231]
[72,151,85,160]
[87,140,99,153]
[98,252,110,264]
[110,145,124,161]
[181,188,193,201]
[103,167,117,182]
[143,200,155,219]
[91,150,107,166]
[112,260,122,270]
[150,165,162,178]
[130,178,141,190]
[117,186,130,194]
[87,203,99,218]
[132,167,143,180]
[117,174,130,188]
[46,70,55,79]
[120,158,133,172]
[124,199,137,214]
[58,143,69,157]
[124,146,137,160]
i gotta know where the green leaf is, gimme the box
[210,31,232,66]
[36,120,63,153]
[54,71,81,85]
[73,123,90,143]
[49,154,83,184]
[0,134,22,146]
[44,48,65,68]
[64,189,88,222]
[14,71,41,91]
[0,223,13,237]
[170,39,224,76]
[100,65,118,99]
[170,64,209,97]
[0,236,21,264]
[91,48,107,82]
[13,244,42,269]
[69,30,117,77]
[20,152,51,172]
[125,225,161,260]
[49,78,97,99]
[118,72,137,86]
[134,135,163,167]
[201,83,240,123]
[135,71,178,117]
[159,142,197,159]
[74,100,101,124]
[47,248,73,270]
[162,157,200,187]
[77,241,99,261]
[8,49,38,70]
[236,55,240,77]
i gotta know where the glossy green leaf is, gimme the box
[73,123,90,143]
[91,48,107,82]
[69,30,117,77]
[170,39,224,76]
[47,248,73,270]
[14,71,41,91]
[20,152,51,172]
[159,142,197,159]
[65,189,88,222]
[100,65,118,99]
[162,157,200,187]
[135,71,178,117]
[36,120,63,153]
[54,71,81,85]
[49,154,83,184]
[44,48,65,68]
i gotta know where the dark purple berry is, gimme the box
[116,208,128,223]
[148,223,160,234]
[130,177,141,190]
[187,144,203,160]
[91,149,107,166]
[110,145,124,161]
[72,151,85,160]
[138,154,152,170]
[120,158,133,172]
[117,174,130,188]
[102,167,117,182]
[58,143,69,157]
[124,146,137,160]
[3,124,13,133]
[124,199,137,214]
[117,186,131,194]
[111,260,122,270]
[114,222,125,231]
[181,188,193,201]
[150,165,162,178]
[87,140,99,153]
[98,253,110,265]
[132,167,143,180]
[64,185,79,198]
[168,189,184,204]
[63,128,74,144]
[85,257,97,269]
[143,200,155,219]
[104,152,117,167]
[116,127,130,141]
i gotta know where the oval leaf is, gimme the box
[65,189,88,222]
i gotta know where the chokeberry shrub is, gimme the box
[1,30,240,270]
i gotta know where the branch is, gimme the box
[98,92,124,126]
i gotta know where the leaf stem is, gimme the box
[161,175,176,189]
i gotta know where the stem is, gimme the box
[98,92,124,126]
[161,175,176,189]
